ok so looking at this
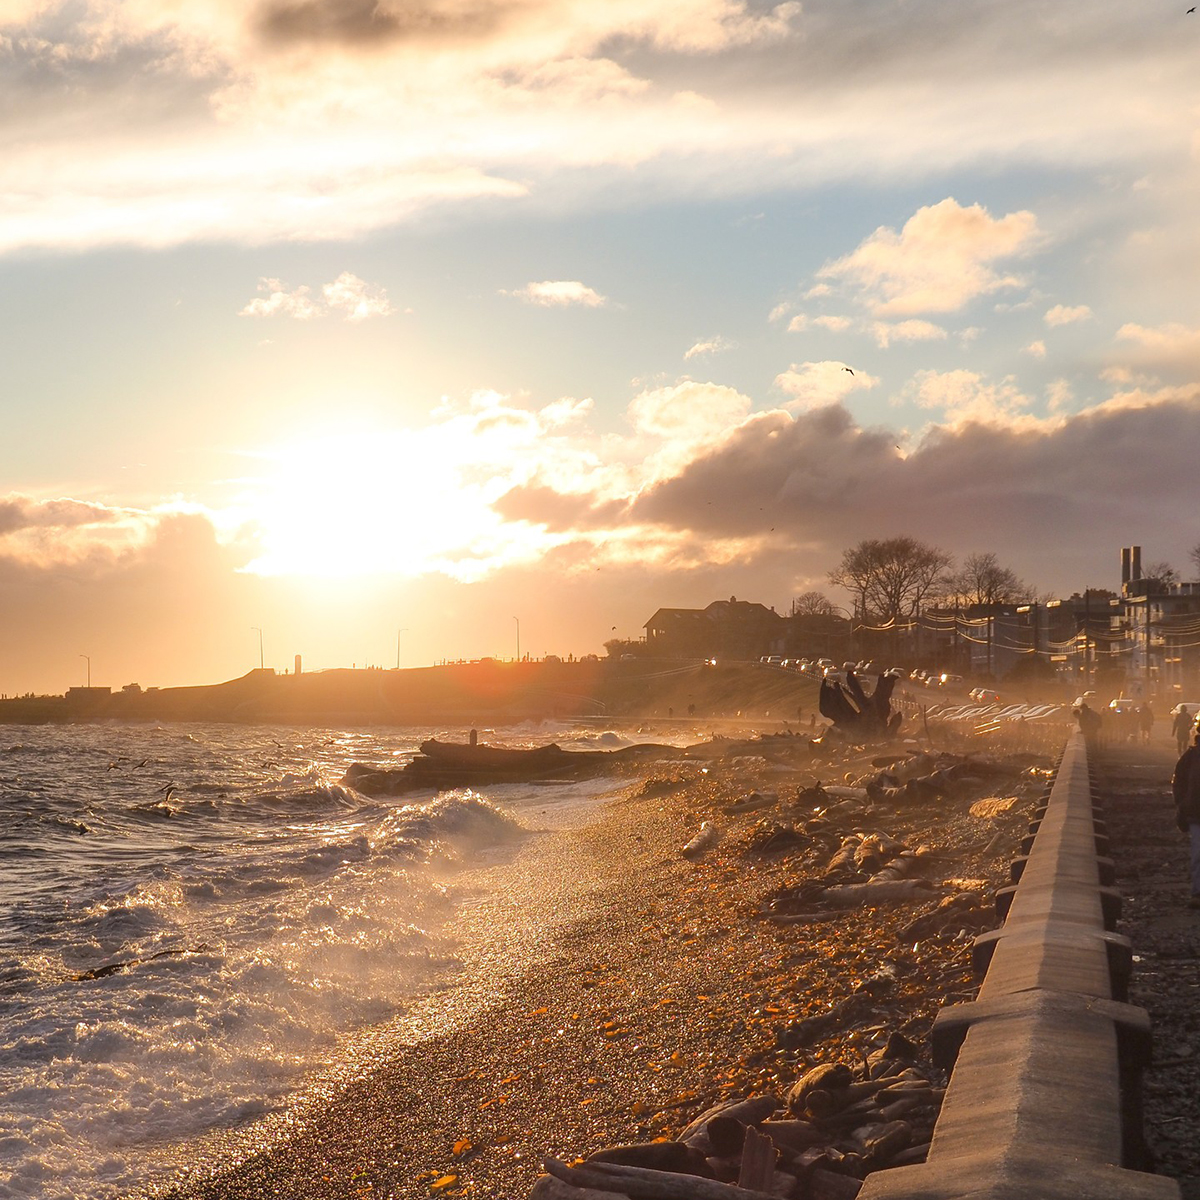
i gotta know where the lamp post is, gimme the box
[396,627,408,670]
[79,654,90,688]
[514,617,520,663]
[251,626,264,670]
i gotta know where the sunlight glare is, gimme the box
[243,421,554,581]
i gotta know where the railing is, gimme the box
[858,731,1179,1200]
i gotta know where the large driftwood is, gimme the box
[819,879,937,908]
[736,1127,777,1191]
[819,670,903,740]
[543,1158,778,1200]
[530,1177,630,1199]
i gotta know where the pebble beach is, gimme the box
[145,723,1071,1200]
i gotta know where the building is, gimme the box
[1110,546,1200,700]
[643,597,784,660]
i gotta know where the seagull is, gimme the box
[842,366,854,375]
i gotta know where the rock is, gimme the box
[969,795,1021,819]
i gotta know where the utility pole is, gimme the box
[396,627,408,670]
[79,654,91,688]
[1145,599,1152,697]
[251,626,264,670]
[514,616,520,663]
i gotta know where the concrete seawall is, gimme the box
[859,731,1179,1200]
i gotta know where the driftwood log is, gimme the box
[819,671,902,741]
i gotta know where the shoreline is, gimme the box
[145,730,1051,1200]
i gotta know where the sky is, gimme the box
[3,0,1200,693]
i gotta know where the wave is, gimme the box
[370,790,528,864]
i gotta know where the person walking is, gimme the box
[1173,706,1195,755]
[1171,725,1200,908]
[1138,702,1155,745]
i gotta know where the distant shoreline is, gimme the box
[0,659,823,729]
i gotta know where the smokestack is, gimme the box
[294,654,302,675]
[1131,545,1142,583]
[1122,547,1131,585]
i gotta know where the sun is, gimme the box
[241,423,551,581]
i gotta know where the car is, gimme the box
[1108,697,1139,714]
[937,673,965,687]
[1170,701,1200,720]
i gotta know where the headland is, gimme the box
[0,658,822,728]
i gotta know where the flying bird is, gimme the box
[842,366,854,375]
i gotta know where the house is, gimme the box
[644,596,784,660]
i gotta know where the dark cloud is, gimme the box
[631,405,902,534]
[492,484,627,532]
[254,0,522,48]
[493,394,1200,597]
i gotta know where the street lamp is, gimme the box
[514,617,520,663]
[251,626,264,670]
[79,654,91,688]
[396,627,408,670]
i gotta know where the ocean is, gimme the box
[0,720,653,1200]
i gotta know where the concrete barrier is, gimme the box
[858,731,1179,1200]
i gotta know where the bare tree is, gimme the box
[829,537,952,623]
[1143,560,1179,590]
[1190,543,1200,579]
[943,551,1033,607]
[792,591,838,617]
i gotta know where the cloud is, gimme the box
[1025,339,1047,358]
[503,280,608,307]
[6,3,1200,257]
[1116,322,1200,371]
[239,278,323,320]
[0,493,206,572]
[900,368,1035,430]
[1044,303,1092,326]
[870,319,947,348]
[787,314,853,334]
[572,389,1200,593]
[322,272,395,320]
[0,494,125,537]
[817,198,1041,317]
[250,0,801,54]
[239,273,394,320]
[774,360,875,411]
[684,335,735,359]
[813,315,852,332]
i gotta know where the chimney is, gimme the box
[1131,545,1142,583]
[1121,547,1131,585]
